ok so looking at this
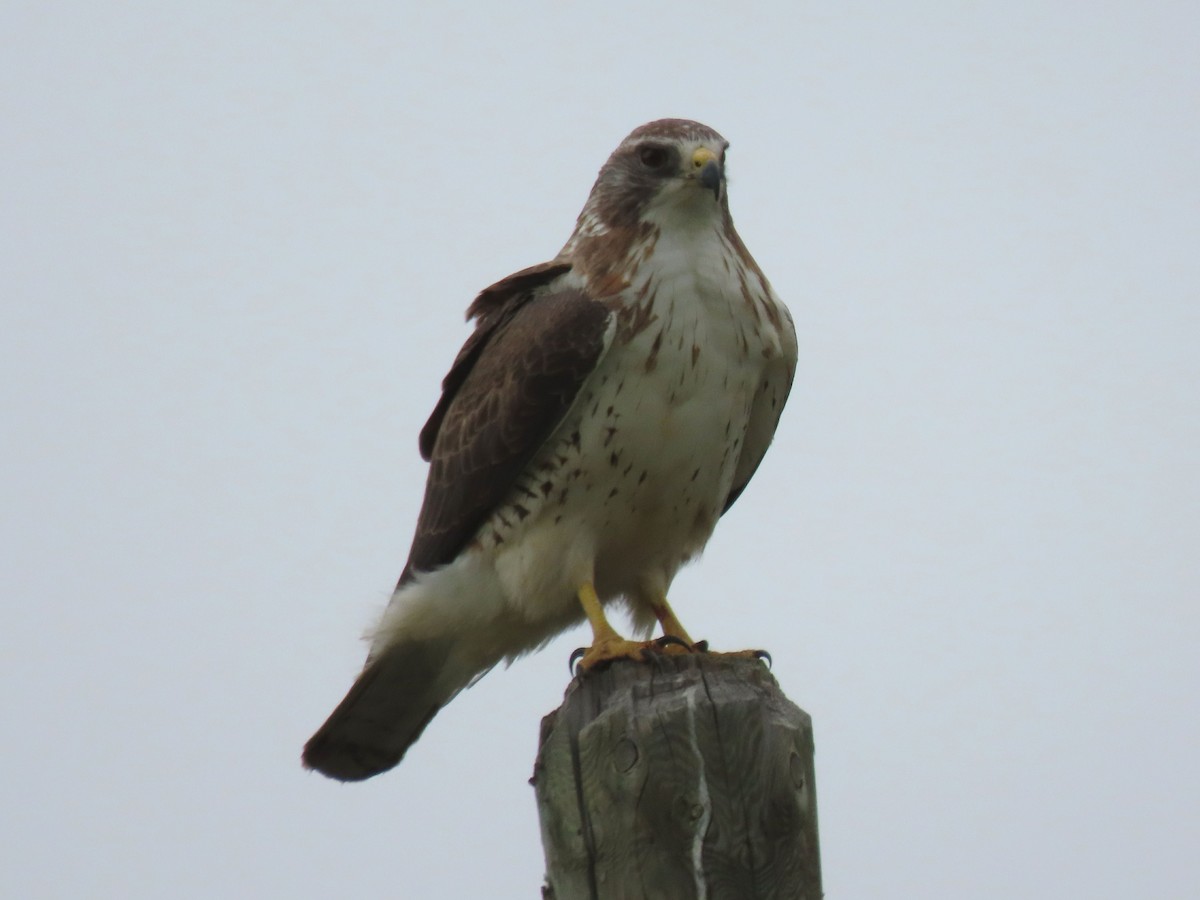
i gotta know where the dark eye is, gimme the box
[637,145,671,170]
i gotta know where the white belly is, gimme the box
[485,269,770,625]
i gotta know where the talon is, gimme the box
[694,639,709,653]
[709,647,772,666]
[569,647,588,675]
[653,634,693,651]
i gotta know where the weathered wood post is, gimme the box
[532,653,821,899]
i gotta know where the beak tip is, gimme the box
[698,160,723,198]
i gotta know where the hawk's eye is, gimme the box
[637,145,671,171]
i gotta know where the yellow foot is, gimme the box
[572,636,653,671]
[570,636,713,673]
[571,581,718,673]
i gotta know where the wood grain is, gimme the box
[533,653,821,899]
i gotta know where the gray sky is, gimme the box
[3,2,1197,897]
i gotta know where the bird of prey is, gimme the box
[303,119,797,782]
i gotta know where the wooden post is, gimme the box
[532,653,821,899]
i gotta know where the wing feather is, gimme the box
[400,269,611,584]
[418,260,571,460]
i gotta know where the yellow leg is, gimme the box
[578,581,622,643]
[575,582,651,670]
[649,594,695,645]
[650,592,765,661]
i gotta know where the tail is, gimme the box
[303,556,573,781]
[302,636,466,782]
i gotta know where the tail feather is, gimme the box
[303,556,570,781]
[302,637,460,782]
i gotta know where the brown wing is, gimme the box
[417,261,571,461]
[398,266,611,586]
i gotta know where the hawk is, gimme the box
[304,119,797,781]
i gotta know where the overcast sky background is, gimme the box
[3,2,1197,897]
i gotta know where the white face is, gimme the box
[638,138,728,231]
[572,120,730,238]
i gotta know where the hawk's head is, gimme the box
[575,119,730,234]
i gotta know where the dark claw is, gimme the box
[694,639,710,653]
[653,634,693,651]
[753,649,772,669]
[569,646,587,675]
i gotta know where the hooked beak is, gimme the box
[690,147,723,200]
